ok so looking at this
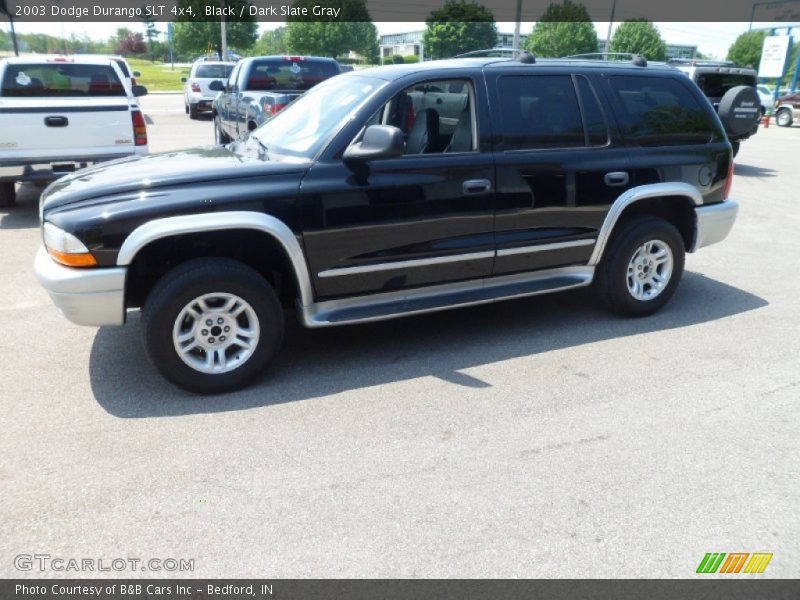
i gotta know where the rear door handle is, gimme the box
[463,179,492,196]
[604,171,629,187]
[44,116,68,127]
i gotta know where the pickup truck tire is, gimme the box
[184,103,189,114]
[776,107,793,127]
[142,257,284,394]
[731,141,740,157]
[214,118,231,145]
[595,216,685,317]
[189,104,199,120]
[0,182,16,208]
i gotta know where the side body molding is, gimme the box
[588,182,702,266]
[116,211,315,308]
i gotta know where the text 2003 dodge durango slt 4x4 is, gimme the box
[35,56,741,393]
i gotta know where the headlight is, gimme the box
[42,222,97,267]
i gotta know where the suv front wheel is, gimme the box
[142,258,284,393]
[595,216,685,317]
[776,107,793,127]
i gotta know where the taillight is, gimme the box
[131,110,147,146]
[191,82,201,93]
[722,158,734,199]
[270,103,286,116]
[131,77,138,86]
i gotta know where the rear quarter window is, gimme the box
[609,75,714,147]
[1,63,126,97]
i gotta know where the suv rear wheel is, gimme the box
[142,258,284,393]
[0,182,16,208]
[776,107,793,127]
[595,216,685,317]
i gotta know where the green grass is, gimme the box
[127,59,190,92]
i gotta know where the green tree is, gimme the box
[525,0,597,58]
[609,19,667,61]
[253,26,287,56]
[284,0,378,60]
[422,0,497,60]
[726,30,768,67]
[143,17,160,54]
[0,29,10,52]
[173,0,258,58]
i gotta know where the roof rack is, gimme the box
[667,58,735,67]
[454,47,518,58]
[564,52,647,67]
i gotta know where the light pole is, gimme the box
[604,0,617,56]
[513,0,522,53]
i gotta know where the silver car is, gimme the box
[182,61,235,119]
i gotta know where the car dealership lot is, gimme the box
[1,94,798,578]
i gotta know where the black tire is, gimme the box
[731,141,740,157]
[142,258,284,394]
[184,103,189,114]
[595,216,685,317]
[0,181,16,208]
[776,107,793,127]
[214,117,230,144]
[189,104,199,120]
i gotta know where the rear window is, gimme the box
[112,59,131,77]
[194,64,234,79]
[695,73,757,99]
[246,59,340,91]
[609,75,714,146]
[1,63,126,97]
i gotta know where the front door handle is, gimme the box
[44,116,68,127]
[604,171,630,187]
[463,179,492,196]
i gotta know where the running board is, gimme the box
[300,266,595,327]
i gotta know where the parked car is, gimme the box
[101,56,142,96]
[774,91,799,127]
[0,55,148,208]
[211,55,341,142]
[35,55,739,393]
[757,84,774,113]
[181,61,235,119]
[671,61,761,156]
[194,52,242,63]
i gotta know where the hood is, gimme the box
[41,143,309,212]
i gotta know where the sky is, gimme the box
[1,20,794,60]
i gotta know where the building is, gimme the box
[379,31,528,62]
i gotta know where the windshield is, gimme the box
[251,74,385,160]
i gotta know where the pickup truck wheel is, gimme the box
[214,118,230,144]
[595,216,685,317]
[142,258,284,394]
[0,182,16,208]
[776,108,793,127]
[189,104,199,120]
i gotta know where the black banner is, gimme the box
[1,0,800,22]
[3,580,800,600]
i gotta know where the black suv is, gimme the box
[35,56,739,393]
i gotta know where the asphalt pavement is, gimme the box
[1,94,798,578]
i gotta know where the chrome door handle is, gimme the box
[604,171,630,187]
[463,179,492,195]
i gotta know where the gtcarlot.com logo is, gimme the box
[696,552,773,574]
[14,553,194,573]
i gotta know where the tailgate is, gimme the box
[0,97,136,163]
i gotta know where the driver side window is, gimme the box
[373,79,477,155]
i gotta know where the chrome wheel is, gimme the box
[172,292,260,374]
[776,109,792,127]
[626,239,673,301]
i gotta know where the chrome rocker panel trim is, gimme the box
[318,250,495,278]
[117,211,315,308]
[300,266,595,328]
[34,246,127,327]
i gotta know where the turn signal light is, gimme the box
[47,248,97,267]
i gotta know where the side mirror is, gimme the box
[343,125,405,163]
[209,80,224,92]
[133,70,142,77]
[180,76,187,83]
[132,85,148,98]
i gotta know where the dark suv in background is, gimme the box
[35,55,739,393]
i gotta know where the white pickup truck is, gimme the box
[0,56,148,207]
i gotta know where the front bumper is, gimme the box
[34,246,127,326]
[692,199,739,251]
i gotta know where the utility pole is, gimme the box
[604,0,617,56]
[221,19,227,61]
[512,0,522,54]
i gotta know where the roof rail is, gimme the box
[564,52,647,67]
[453,47,518,58]
[667,58,736,67]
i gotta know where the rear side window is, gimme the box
[609,75,714,146]
[194,64,234,79]
[246,59,340,91]
[497,75,585,150]
[576,75,609,146]
[1,63,126,97]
